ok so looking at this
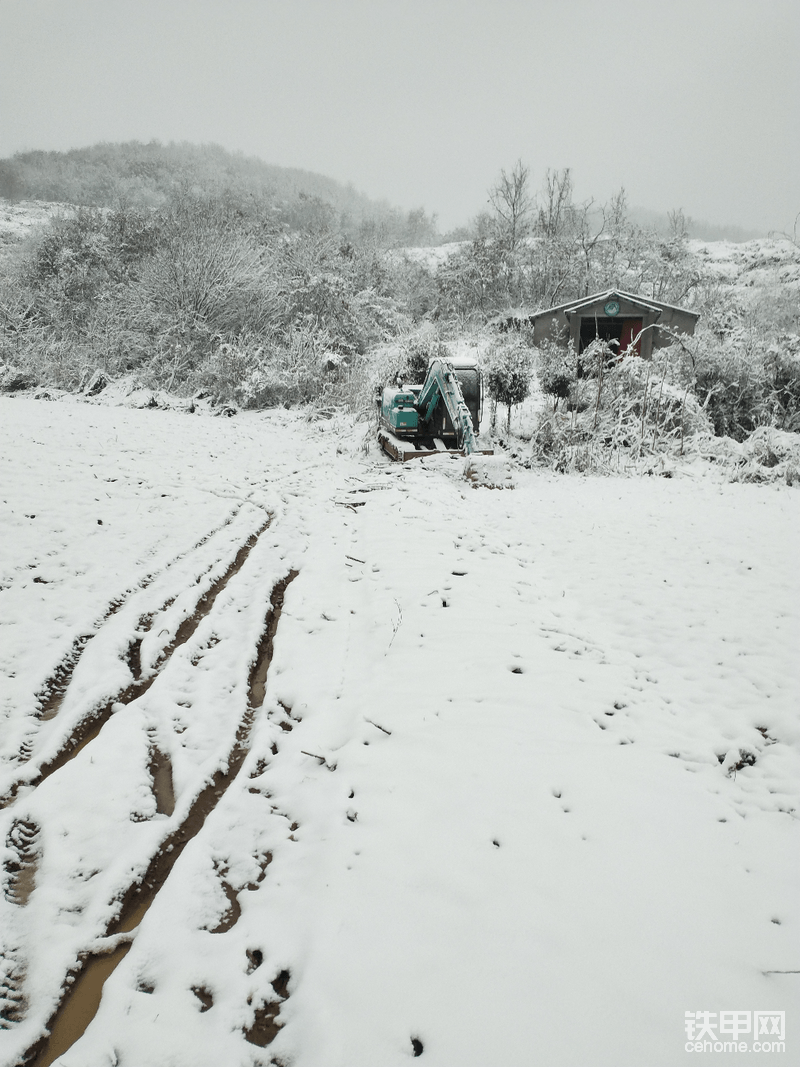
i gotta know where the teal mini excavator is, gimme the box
[377,355,494,462]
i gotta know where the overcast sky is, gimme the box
[1,0,798,234]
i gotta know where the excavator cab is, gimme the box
[380,388,420,434]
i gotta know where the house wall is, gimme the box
[651,306,698,350]
[524,298,698,358]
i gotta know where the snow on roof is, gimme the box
[497,289,700,322]
[562,290,665,316]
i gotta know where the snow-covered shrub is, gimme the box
[735,427,800,485]
[404,328,450,381]
[686,426,800,485]
[482,336,534,432]
[1,195,413,402]
[138,205,282,338]
[183,335,266,404]
[365,325,450,396]
[689,329,768,441]
[22,206,158,331]
[275,233,409,358]
[386,253,438,319]
[0,333,98,391]
[534,338,578,409]
[0,363,37,392]
[763,334,800,431]
[745,426,800,471]
[752,284,800,335]
[528,350,711,472]
[186,327,343,409]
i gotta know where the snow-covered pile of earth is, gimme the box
[1,395,798,1067]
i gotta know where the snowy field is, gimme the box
[1,396,798,1067]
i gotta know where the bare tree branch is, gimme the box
[488,160,532,251]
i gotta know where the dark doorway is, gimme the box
[579,317,642,356]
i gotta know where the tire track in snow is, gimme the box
[0,515,271,811]
[3,819,40,909]
[0,514,274,1056]
[0,949,26,1030]
[27,506,247,724]
[20,570,298,1067]
[5,505,255,779]
[146,745,175,817]
[0,821,41,1031]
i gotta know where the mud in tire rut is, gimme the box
[21,569,298,1067]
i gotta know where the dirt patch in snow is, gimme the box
[244,969,291,1048]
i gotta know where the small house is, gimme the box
[495,289,699,360]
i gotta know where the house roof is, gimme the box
[495,289,700,324]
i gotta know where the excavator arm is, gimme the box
[416,358,479,455]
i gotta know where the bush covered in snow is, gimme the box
[0,197,413,403]
[526,348,712,473]
[482,336,534,432]
[684,329,800,440]
[534,337,579,409]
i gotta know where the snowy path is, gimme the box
[0,397,798,1067]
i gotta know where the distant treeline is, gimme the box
[0,140,764,246]
[0,149,796,445]
[0,141,441,249]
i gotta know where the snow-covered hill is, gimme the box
[397,234,800,300]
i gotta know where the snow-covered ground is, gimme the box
[689,238,800,295]
[0,202,71,262]
[1,396,798,1067]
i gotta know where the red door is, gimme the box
[619,319,643,356]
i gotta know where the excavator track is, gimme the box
[377,428,493,462]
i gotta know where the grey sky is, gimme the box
[1,0,798,234]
